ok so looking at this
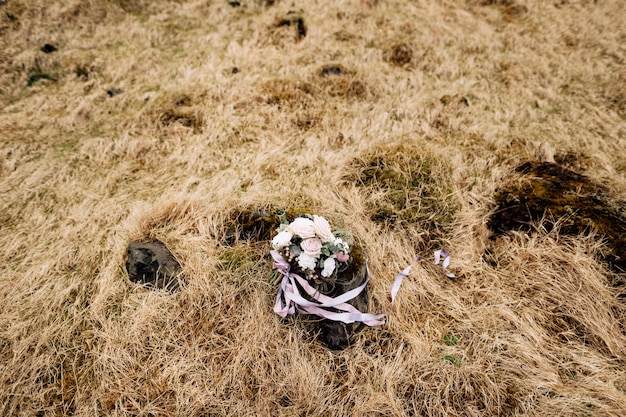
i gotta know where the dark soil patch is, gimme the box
[223,208,281,245]
[26,73,55,87]
[334,30,356,41]
[488,161,626,274]
[383,43,413,67]
[153,93,205,132]
[158,107,203,131]
[74,63,97,79]
[440,94,470,107]
[262,79,315,108]
[274,11,307,41]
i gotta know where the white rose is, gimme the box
[288,217,316,239]
[313,215,335,242]
[297,253,317,271]
[333,237,349,253]
[321,257,336,277]
[300,237,323,257]
[272,230,293,250]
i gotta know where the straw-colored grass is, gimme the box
[2,0,626,415]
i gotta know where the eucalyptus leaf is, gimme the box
[290,245,302,256]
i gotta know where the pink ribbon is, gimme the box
[271,251,386,326]
[391,249,455,302]
[271,249,455,325]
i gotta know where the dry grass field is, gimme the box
[2,0,626,415]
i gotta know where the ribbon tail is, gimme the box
[391,265,411,303]
[437,249,455,278]
[300,305,386,326]
[293,273,369,307]
[273,276,290,318]
[433,249,442,265]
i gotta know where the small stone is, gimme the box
[41,44,57,53]
[106,88,123,97]
[125,241,183,291]
[320,65,348,77]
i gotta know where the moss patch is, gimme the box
[489,161,626,274]
[347,144,459,240]
[216,247,257,274]
[223,208,278,245]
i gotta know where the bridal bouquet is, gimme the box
[269,212,455,330]
[271,214,351,280]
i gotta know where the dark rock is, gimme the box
[488,161,626,274]
[283,240,369,350]
[41,44,57,53]
[106,88,123,97]
[125,241,183,291]
[228,0,241,6]
[319,65,349,77]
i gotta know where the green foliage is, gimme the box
[443,333,458,346]
[26,66,56,87]
[217,247,256,273]
[444,355,463,366]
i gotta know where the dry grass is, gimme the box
[1,0,626,415]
